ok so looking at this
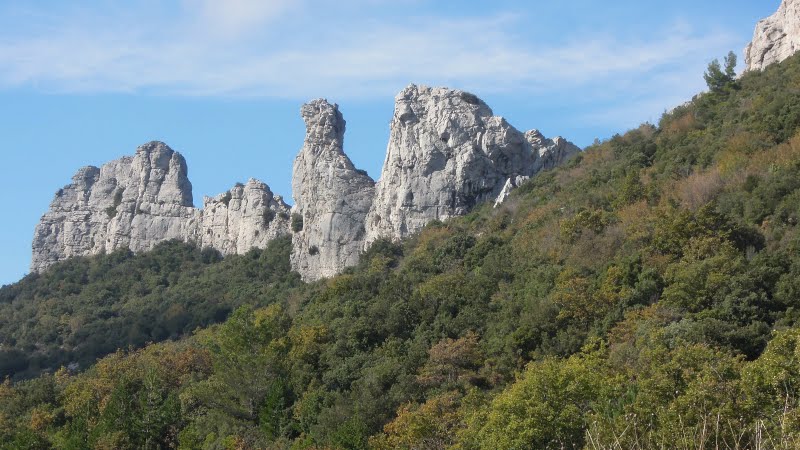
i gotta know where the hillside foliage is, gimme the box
[0,238,300,380]
[4,52,800,449]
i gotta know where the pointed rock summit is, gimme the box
[31,142,290,273]
[364,85,579,246]
[290,99,376,281]
[745,0,800,71]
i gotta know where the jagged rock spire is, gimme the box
[290,99,376,281]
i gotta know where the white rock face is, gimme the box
[33,86,581,281]
[745,0,800,71]
[526,130,581,173]
[363,85,579,246]
[200,179,291,254]
[494,176,530,208]
[31,142,290,273]
[290,99,376,281]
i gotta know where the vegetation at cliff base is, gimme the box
[4,52,800,448]
[0,238,300,380]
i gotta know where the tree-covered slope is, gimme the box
[0,238,300,380]
[4,52,800,449]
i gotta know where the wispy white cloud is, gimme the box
[184,0,303,40]
[0,1,738,104]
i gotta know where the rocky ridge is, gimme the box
[32,86,580,280]
[31,142,291,272]
[745,0,800,71]
[363,85,579,246]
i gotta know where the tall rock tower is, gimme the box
[31,142,291,273]
[290,100,376,281]
[31,142,201,271]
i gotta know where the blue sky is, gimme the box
[0,0,780,285]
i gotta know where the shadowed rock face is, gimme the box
[745,0,800,72]
[290,99,376,281]
[31,142,290,273]
[363,85,579,247]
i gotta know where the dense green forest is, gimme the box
[4,51,800,449]
[0,238,300,380]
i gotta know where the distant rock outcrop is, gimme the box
[200,179,291,255]
[31,142,290,273]
[32,142,200,272]
[745,0,800,71]
[33,86,579,280]
[290,99,375,281]
[363,85,579,246]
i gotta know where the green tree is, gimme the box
[461,345,603,449]
[704,51,737,93]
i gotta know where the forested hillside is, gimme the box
[0,238,300,379]
[4,52,800,449]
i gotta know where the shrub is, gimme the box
[291,213,304,232]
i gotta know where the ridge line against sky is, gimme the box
[0,0,781,285]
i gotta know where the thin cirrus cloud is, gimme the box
[0,2,736,102]
[185,0,302,39]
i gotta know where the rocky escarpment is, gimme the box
[201,179,291,255]
[745,0,800,71]
[31,142,290,272]
[363,85,579,246]
[33,86,579,281]
[290,99,376,281]
[32,142,200,271]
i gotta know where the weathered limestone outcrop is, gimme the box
[526,130,581,173]
[200,179,291,254]
[363,85,579,246]
[33,86,579,281]
[290,99,376,281]
[31,142,290,272]
[32,142,200,271]
[745,0,800,71]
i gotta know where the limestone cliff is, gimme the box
[31,142,290,272]
[33,87,579,281]
[363,85,579,246]
[200,179,291,254]
[290,99,375,281]
[745,0,800,71]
